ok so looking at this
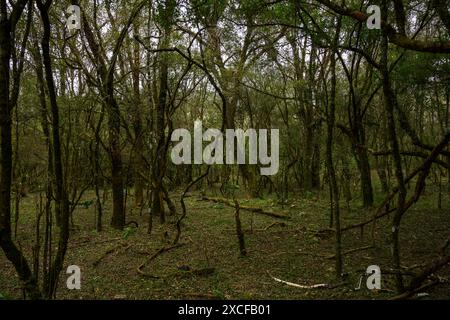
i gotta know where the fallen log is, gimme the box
[201,196,290,220]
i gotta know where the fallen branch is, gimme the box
[326,245,373,259]
[268,271,329,289]
[137,243,185,277]
[389,280,440,300]
[170,267,215,279]
[224,222,287,233]
[92,242,131,267]
[185,292,222,299]
[138,266,215,280]
[72,236,123,247]
[264,221,287,230]
[202,196,290,220]
[340,207,396,232]
[407,252,450,291]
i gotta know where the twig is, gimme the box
[92,242,131,267]
[268,271,329,289]
[72,236,123,247]
[389,280,440,300]
[326,245,373,259]
[185,292,221,299]
[202,196,290,219]
[264,221,287,230]
[137,243,185,277]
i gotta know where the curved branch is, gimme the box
[314,0,450,53]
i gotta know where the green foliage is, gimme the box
[190,0,228,23]
[394,52,450,85]
[213,203,225,209]
[304,190,315,199]
[122,226,136,240]
[79,200,94,209]
[212,288,226,299]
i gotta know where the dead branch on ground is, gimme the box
[202,196,290,220]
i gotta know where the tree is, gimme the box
[0,0,41,299]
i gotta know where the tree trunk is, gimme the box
[356,145,374,207]
[327,20,343,278]
[151,53,168,225]
[381,0,407,293]
[37,0,71,298]
[0,1,41,299]
[132,21,144,207]
[106,91,125,230]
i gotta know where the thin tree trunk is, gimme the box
[327,19,343,278]
[132,21,145,207]
[0,0,41,299]
[381,0,406,293]
[37,0,70,298]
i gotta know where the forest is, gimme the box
[0,0,449,301]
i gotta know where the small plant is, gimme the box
[122,226,136,239]
[304,190,315,199]
[213,203,225,209]
[212,288,225,299]
[80,200,94,209]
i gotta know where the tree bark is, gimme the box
[326,19,343,278]
[0,0,41,299]
[37,0,70,298]
[380,0,406,293]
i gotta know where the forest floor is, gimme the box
[1,183,450,300]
